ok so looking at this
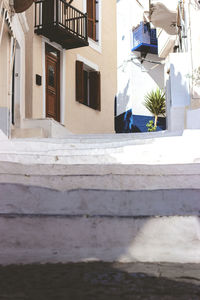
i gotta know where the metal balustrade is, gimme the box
[35,0,88,49]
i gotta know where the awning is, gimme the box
[14,0,34,13]
[149,1,178,35]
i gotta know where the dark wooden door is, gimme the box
[45,44,60,122]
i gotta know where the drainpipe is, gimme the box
[0,1,6,47]
[187,0,193,108]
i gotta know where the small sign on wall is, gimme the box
[36,74,42,86]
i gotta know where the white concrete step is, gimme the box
[11,128,46,139]
[1,130,200,166]
[21,118,72,138]
[0,129,200,192]
[0,130,200,265]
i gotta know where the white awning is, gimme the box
[150,1,178,35]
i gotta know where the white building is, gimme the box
[117,0,200,133]
[0,0,29,137]
[149,0,200,132]
[116,0,165,133]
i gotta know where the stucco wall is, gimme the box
[188,1,200,103]
[25,0,117,134]
[25,6,34,119]
[0,9,26,135]
[0,26,10,109]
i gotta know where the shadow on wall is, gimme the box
[170,68,190,107]
[130,53,165,90]
[147,62,165,88]
[116,80,131,118]
[115,58,191,133]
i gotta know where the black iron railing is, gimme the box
[35,0,88,42]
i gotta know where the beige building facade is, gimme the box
[0,0,29,137]
[24,0,117,135]
[0,0,117,137]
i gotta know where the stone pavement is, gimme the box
[0,262,199,299]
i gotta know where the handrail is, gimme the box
[35,0,88,42]
[60,0,87,17]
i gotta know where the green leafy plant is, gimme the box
[144,88,166,131]
[146,120,156,132]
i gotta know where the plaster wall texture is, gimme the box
[21,118,72,137]
[187,108,200,129]
[12,14,27,126]
[156,1,200,129]
[1,184,200,217]
[117,0,164,117]
[0,9,26,135]
[0,26,10,108]
[25,0,117,134]
[0,108,10,136]
[168,106,185,132]
[188,0,200,115]
[157,29,175,59]
[170,53,190,107]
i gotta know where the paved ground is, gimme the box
[0,262,199,299]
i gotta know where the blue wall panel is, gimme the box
[115,109,166,133]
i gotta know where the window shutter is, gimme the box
[76,60,84,103]
[43,0,54,25]
[87,0,96,40]
[89,71,101,111]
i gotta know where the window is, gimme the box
[76,60,101,111]
[87,0,99,41]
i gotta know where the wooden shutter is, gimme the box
[43,0,54,26]
[89,71,101,111]
[76,60,84,103]
[87,0,96,41]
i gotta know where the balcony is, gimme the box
[34,0,89,50]
[132,22,158,55]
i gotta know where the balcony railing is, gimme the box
[35,0,89,49]
[132,22,158,55]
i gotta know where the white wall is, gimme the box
[117,0,164,117]
[12,14,27,126]
[170,53,190,107]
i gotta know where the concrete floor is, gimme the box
[0,262,199,299]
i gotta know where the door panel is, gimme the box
[45,45,60,122]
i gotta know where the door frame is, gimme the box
[11,41,21,128]
[42,38,66,124]
[45,43,60,122]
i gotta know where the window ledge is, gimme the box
[89,38,102,53]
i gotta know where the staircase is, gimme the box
[11,118,72,139]
[0,130,200,265]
